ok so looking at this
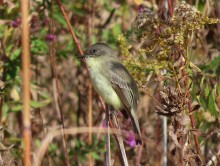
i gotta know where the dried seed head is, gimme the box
[155,87,186,116]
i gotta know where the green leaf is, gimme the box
[217,83,220,94]
[30,100,50,108]
[71,6,86,16]
[2,104,9,121]
[199,95,207,110]
[112,24,122,37]
[31,38,48,54]
[54,10,67,27]
[90,152,102,160]
[48,143,58,152]
[205,85,211,98]
[200,55,220,74]
[208,90,217,116]
[11,104,22,112]
[11,48,21,61]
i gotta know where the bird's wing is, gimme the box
[108,62,139,111]
[109,61,142,144]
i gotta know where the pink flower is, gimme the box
[101,119,107,128]
[46,34,57,42]
[138,5,144,13]
[11,19,21,28]
[125,131,136,147]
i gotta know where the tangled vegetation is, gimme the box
[0,0,219,165]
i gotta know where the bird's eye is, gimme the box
[91,49,97,54]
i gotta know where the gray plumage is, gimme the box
[83,43,142,144]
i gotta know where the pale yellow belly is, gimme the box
[89,69,124,110]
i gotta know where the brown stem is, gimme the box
[88,81,93,165]
[188,103,201,155]
[35,58,51,165]
[106,105,111,166]
[55,0,83,55]
[167,0,175,17]
[182,68,201,155]
[49,0,70,165]
[110,112,128,166]
[87,0,94,165]
[179,48,201,165]
[20,0,31,165]
[0,97,3,123]
[177,122,183,165]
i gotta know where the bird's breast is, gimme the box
[87,59,124,110]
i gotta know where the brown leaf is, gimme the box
[190,101,200,113]
[175,114,190,126]
[0,142,7,151]
[169,125,181,148]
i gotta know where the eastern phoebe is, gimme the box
[81,43,142,145]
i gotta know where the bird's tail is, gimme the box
[130,108,142,145]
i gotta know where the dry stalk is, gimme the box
[49,0,70,165]
[87,0,94,165]
[20,0,31,165]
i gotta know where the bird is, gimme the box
[80,43,142,145]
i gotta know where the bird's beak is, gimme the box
[77,54,87,59]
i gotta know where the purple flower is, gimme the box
[11,19,21,28]
[101,119,107,128]
[46,34,57,42]
[138,5,144,13]
[125,131,136,148]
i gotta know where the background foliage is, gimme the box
[0,0,219,165]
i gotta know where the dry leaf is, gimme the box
[169,125,181,148]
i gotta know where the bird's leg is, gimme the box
[110,108,129,166]
[109,106,116,119]
[105,104,111,166]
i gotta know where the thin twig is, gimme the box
[163,116,167,166]
[206,148,220,166]
[87,0,93,165]
[35,60,51,165]
[20,0,31,165]
[106,106,111,166]
[49,0,70,165]
[55,0,83,55]
[99,97,128,165]
[101,9,116,28]
[136,140,143,166]
[110,113,129,166]
[88,82,93,165]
